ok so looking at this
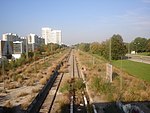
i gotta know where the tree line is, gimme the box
[76,34,150,60]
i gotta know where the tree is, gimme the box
[111,34,127,60]
[90,42,101,54]
[130,37,147,52]
[100,40,110,60]
[78,43,90,52]
[146,39,150,52]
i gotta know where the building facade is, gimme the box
[42,27,62,45]
[51,30,61,45]
[12,41,26,59]
[2,33,20,41]
[27,33,44,52]
[42,27,51,45]
[0,40,13,59]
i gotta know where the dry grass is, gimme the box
[4,101,13,108]
[21,95,35,110]
[17,92,29,97]
[39,77,47,85]
[47,67,54,75]
[4,80,19,89]
[21,101,29,110]
[25,67,33,74]
[25,78,35,86]
[77,50,150,102]
[6,83,17,89]
[59,67,69,73]
[32,87,40,93]
[0,50,69,109]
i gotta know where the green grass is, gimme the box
[112,60,150,82]
[138,52,150,56]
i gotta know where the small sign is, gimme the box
[106,63,112,82]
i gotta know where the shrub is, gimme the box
[74,78,85,90]
[40,77,47,85]
[32,88,40,93]
[60,82,70,93]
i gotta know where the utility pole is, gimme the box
[51,43,53,52]
[128,43,130,59]
[34,51,36,74]
[26,36,28,60]
[93,57,95,65]
[109,38,111,63]
[120,56,123,91]
[2,58,5,90]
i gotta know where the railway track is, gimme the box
[39,73,64,113]
[24,50,72,113]
[69,50,89,113]
[0,49,91,113]
[39,52,71,113]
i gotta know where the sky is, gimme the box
[0,0,150,45]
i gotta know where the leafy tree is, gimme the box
[146,39,150,52]
[130,37,147,53]
[90,42,101,54]
[78,43,90,52]
[100,40,110,60]
[111,34,127,60]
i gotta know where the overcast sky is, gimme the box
[0,0,150,45]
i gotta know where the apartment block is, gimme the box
[42,27,62,45]
[0,40,13,59]
[2,33,20,41]
[27,33,44,52]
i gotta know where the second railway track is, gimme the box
[69,49,89,113]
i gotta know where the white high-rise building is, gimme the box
[42,27,51,45]
[27,33,44,51]
[42,27,62,45]
[2,33,20,41]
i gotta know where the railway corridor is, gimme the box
[39,49,89,113]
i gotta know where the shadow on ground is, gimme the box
[0,105,24,113]
[93,101,150,113]
[0,101,150,113]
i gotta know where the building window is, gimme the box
[14,43,21,54]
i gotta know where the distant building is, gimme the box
[12,41,26,59]
[42,27,62,45]
[51,30,62,45]
[42,27,51,45]
[2,33,20,41]
[0,40,13,59]
[27,33,44,52]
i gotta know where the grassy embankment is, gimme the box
[77,50,150,102]
[112,60,150,82]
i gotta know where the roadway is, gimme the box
[127,54,150,64]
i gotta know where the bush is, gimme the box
[40,77,47,85]
[60,82,70,93]
[74,78,85,90]
[91,76,114,101]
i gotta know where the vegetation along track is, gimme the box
[69,49,90,113]
[25,49,72,113]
